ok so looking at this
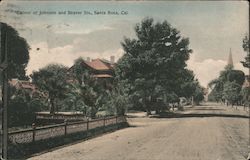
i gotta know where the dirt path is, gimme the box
[28,103,249,160]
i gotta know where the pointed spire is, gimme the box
[228,48,234,67]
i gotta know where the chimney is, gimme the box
[86,57,91,62]
[110,56,115,64]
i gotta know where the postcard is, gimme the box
[0,1,249,159]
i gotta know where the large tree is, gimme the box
[208,65,245,104]
[241,35,250,69]
[193,81,205,105]
[222,81,242,107]
[0,22,30,80]
[241,35,250,107]
[31,64,68,114]
[115,18,193,114]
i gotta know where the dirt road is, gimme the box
[29,103,249,160]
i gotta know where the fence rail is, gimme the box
[8,116,126,144]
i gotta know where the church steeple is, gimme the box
[227,48,234,67]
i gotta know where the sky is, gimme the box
[0,1,249,87]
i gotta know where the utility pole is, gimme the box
[0,24,8,160]
[0,22,2,160]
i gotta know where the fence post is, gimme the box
[64,119,67,136]
[32,123,36,142]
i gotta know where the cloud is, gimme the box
[187,53,248,87]
[27,41,124,75]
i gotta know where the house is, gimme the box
[8,78,47,99]
[9,79,37,94]
[85,57,115,78]
[68,56,116,89]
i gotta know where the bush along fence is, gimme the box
[8,116,127,144]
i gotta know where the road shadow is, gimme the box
[126,115,147,118]
[150,112,249,119]
[190,108,225,111]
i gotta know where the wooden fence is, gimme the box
[35,112,87,121]
[8,116,126,144]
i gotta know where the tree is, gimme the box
[241,35,250,69]
[0,22,30,80]
[222,81,241,107]
[8,86,46,127]
[241,87,250,108]
[220,67,245,86]
[193,83,205,105]
[241,35,250,108]
[115,18,193,114]
[106,80,131,116]
[208,65,245,103]
[66,57,109,118]
[31,64,68,114]
[178,69,197,99]
[83,77,107,118]
[63,83,88,113]
[63,58,91,113]
[208,79,224,102]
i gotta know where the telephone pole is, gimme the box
[0,23,8,160]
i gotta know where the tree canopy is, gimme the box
[0,22,30,80]
[241,35,249,69]
[115,18,199,113]
[241,35,249,107]
[31,64,68,114]
[208,65,245,104]
[222,81,242,106]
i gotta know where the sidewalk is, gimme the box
[227,105,249,115]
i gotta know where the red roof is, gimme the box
[86,59,113,71]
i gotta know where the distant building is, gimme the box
[85,58,115,78]
[9,79,37,94]
[69,56,115,79]
[8,79,46,98]
[68,56,116,90]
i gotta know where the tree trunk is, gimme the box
[145,103,151,116]
[155,109,160,114]
[74,100,77,111]
[90,106,97,118]
[146,109,151,116]
[50,98,55,114]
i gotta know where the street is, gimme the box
[29,103,249,160]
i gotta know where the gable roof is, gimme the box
[85,58,114,71]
